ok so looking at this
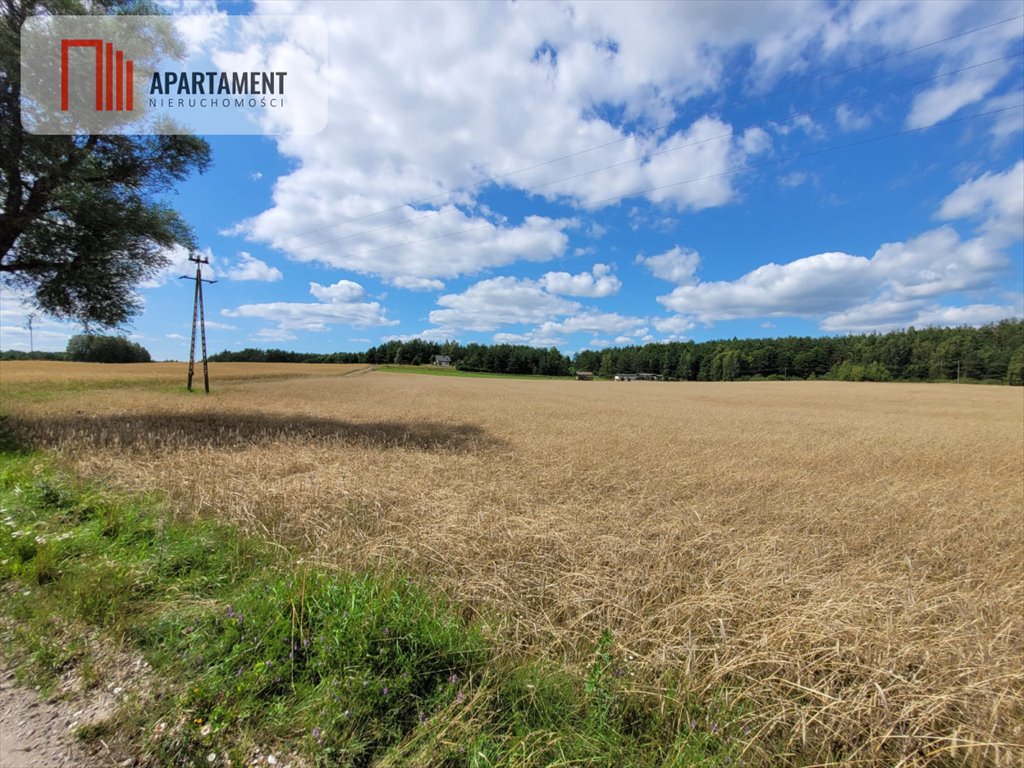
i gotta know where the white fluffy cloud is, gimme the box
[537,311,647,337]
[822,0,1021,134]
[906,61,1016,130]
[835,104,872,132]
[655,220,1014,330]
[309,279,365,303]
[429,277,580,332]
[658,250,877,319]
[652,158,1023,329]
[224,252,283,282]
[229,0,918,284]
[652,315,695,337]
[179,0,1021,347]
[223,280,395,332]
[937,160,1024,243]
[871,227,1007,299]
[495,310,648,347]
[255,327,298,342]
[539,264,621,297]
[389,276,446,292]
[822,300,1020,333]
[248,206,576,282]
[637,246,701,284]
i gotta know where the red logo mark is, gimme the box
[60,39,134,111]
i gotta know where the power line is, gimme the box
[267,13,1024,247]
[285,51,1023,253]
[282,103,1023,263]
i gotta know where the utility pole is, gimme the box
[180,252,216,393]
[25,313,34,354]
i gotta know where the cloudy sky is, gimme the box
[2,0,1022,359]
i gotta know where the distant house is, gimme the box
[575,371,594,381]
[431,355,452,366]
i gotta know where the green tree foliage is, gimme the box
[210,341,573,376]
[0,0,212,328]
[201,320,1024,385]
[570,320,1024,385]
[1008,345,1024,386]
[65,333,150,363]
[0,349,66,361]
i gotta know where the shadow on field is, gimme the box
[2,412,500,453]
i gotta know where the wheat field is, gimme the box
[2,363,1022,766]
[0,360,369,385]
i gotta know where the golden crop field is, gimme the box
[2,363,1022,766]
[0,360,369,386]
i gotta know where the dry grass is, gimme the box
[0,360,368,385]
[3,368,1022,766]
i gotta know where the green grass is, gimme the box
[0,378,190,404]
[0,443,747,767]
[376,365,568,380]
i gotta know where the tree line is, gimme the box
[4,321,1020,383]
[210,340,573,376]
[573,320,1024,384]
[0,333,151,363]
[206,320,1023,384]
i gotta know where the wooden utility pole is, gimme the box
[180,253,216,393]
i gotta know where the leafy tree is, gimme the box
[1008,345,1024,386]
[66,333,150,362]
[1,0,212,328]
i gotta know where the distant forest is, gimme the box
[205,319,1024,385]
[6,320,1020,384]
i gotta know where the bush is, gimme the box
[66,334,151,363]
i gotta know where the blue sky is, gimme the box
[3,0,1022,360]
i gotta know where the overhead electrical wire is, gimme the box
[285,51,1023,253]
[281,103,1023,264]
[266,12,1024,248]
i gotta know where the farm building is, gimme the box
[431,355,452,366]
[575,371,594,380]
